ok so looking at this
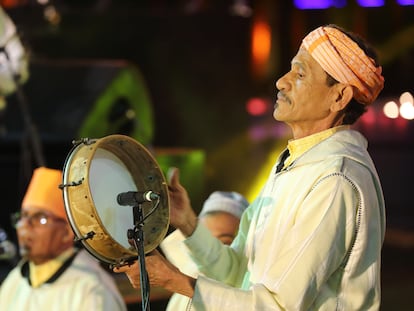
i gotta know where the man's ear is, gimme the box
[331,84,354,112]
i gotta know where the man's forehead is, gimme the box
[291,48,327,76]
[22,205,54,216]
[292,48,314,65]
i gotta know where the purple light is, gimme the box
[356,0,385,7]
[396,0,414,5]
[294,0,346,9]
[294,0,414,9]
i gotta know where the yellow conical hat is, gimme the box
[21,167,67,220]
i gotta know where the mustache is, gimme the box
[277,91,291,104]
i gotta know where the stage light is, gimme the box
[293,0,346,9]
[230,0,253,18]
[246,97,269,116]
[43,5,61,25]
[399,102,414,120]
[396,0,414,5]
[399,91,413,106]
[357,0,384,7]
[397,91,414,120]
[383,101,399,119]
[251,19,271,77]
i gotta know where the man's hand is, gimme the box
[113,250,196,297]
[167,167,198,236]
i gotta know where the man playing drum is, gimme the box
[115,24,386,310]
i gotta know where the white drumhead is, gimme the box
[89,147,136,250]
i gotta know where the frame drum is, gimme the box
[62,134,170,266]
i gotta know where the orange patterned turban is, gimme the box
[21,167,67,221]
[301,26,384,105]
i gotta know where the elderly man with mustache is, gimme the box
[116,24,386,311]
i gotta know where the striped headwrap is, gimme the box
[301,26,384,105]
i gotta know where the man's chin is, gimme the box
[273,110,283,121]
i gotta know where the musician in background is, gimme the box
[0,167,127,311]
[160,190,249,310]
[0,226,17,283]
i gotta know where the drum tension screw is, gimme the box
[59,179,83,189]
[72,138,96,146]
[74,231,95,242]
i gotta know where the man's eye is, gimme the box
[32,213,49,224]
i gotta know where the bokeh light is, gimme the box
[357,0,384,7]
[399,102,414,120]
[399,91,414,106]
[383,101,399,119]
[246,97,270,116]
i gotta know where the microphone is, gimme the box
[117,191,160,206]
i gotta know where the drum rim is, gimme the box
[62,135,170,265]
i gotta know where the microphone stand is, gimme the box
[128,203,151,311]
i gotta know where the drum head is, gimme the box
[62,134,170,266]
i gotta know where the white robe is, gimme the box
[0,249,127,311]
[183,129,385,310]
